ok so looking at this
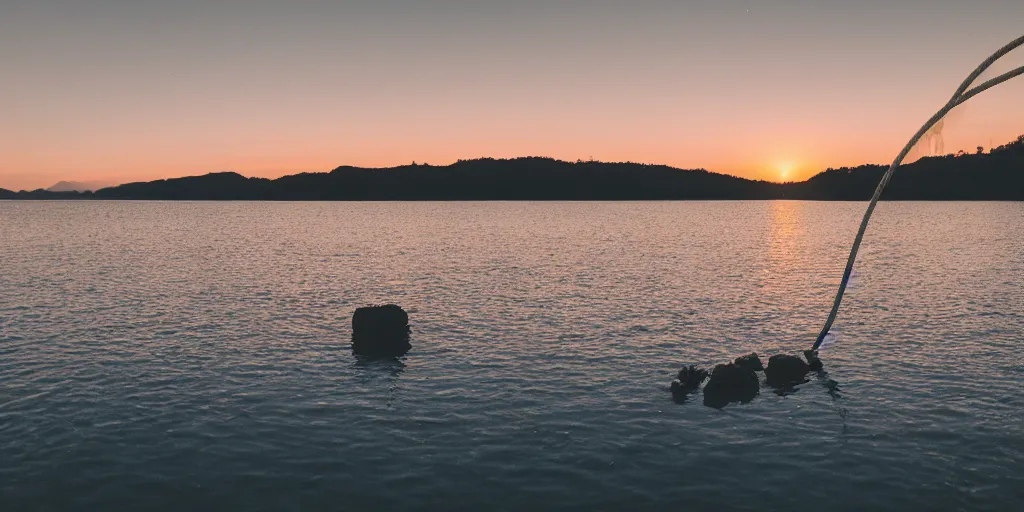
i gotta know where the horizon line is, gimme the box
[6,135,1022,193]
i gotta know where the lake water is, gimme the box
[2,201,1023,511]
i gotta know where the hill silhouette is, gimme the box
[2,135,1021,201]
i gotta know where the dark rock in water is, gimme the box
[669,379,696,404]
[804,349,824,372]
[733,352,764,372]
[671,351,821,406]
[703,362,759,408]
[676,365,710,391]
[352,304,411,357]
[764,354,810,387]
[670,365,709,403]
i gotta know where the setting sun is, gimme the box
[775,161,797,182]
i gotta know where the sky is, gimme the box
[2,0,1023,191]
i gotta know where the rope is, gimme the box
[812,35,1024,351]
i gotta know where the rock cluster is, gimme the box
[670,350,823,408]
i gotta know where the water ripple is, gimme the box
[1,201,1022,511]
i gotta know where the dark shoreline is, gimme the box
[4,136,1021,201]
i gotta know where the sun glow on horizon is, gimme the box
[774,161,798,182]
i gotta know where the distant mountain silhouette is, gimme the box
[2,135,1021,201]
[783,134,1024,200]
[0,188,82,199]
[47,180,117,192]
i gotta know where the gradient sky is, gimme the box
[2,0,1023,190]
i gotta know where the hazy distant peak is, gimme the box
[47,180,116,192]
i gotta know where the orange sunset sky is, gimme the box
[2,1,1023,191]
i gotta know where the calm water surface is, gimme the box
[1,201,1023,511]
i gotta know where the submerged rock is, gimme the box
[733,352,765,372]
[352,304,411,357]
[764,354,810,387]
[804,349,824,372]
[703,362,760,408]
[675,365,710,392]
